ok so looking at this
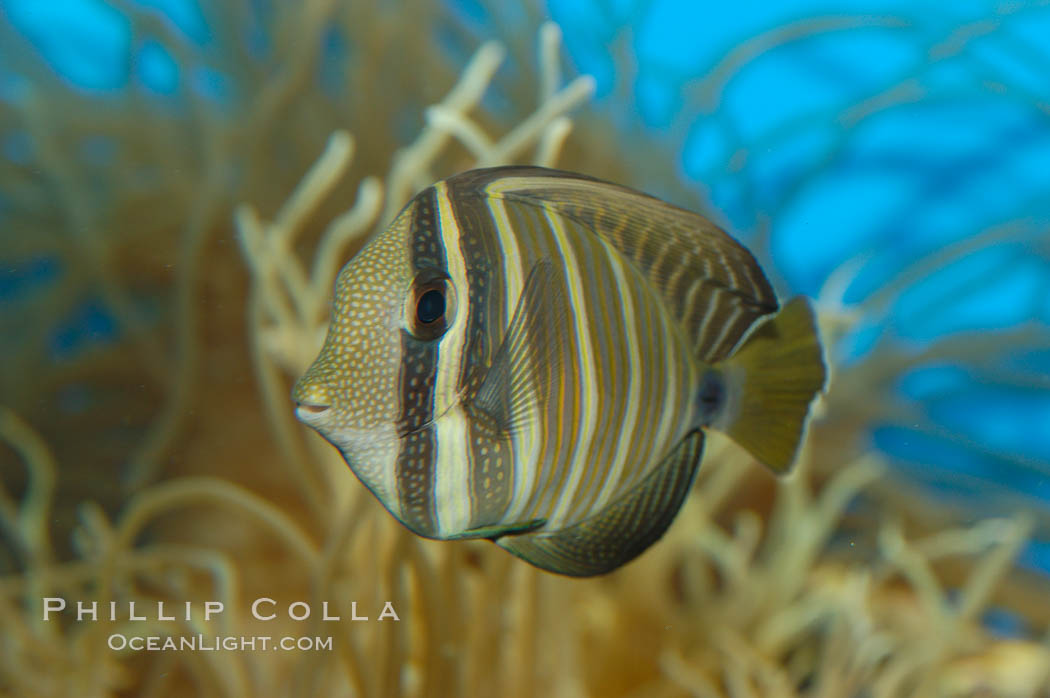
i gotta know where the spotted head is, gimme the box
[292,184,475,535]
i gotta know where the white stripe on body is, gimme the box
[432,182,475,536]
[432,406,474,535]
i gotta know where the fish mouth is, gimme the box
[294,401,331,422]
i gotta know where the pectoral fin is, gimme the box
[469,257,571,435]
[446,518,546,541]
[496,430,705,577]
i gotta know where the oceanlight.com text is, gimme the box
[108,634,334,652]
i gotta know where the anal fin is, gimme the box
[496,431,705,577]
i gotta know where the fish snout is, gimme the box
[292,377,334,424]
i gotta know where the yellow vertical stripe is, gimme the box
[588,244,643,513]
[651,292,689,473]
[484,193,540,523]
[543,208,599,527]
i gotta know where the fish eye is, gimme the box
[405,274,456,341]
[417,289,445,324]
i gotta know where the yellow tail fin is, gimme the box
[718,296,825,474]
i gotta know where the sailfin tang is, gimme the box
[718,296,825,474]
[469,257,570,434]
[496,431,705,577]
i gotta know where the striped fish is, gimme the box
[293,166,825,577]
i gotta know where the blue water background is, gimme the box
[2,0,1049,575]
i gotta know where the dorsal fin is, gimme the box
[450,166,779,362]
